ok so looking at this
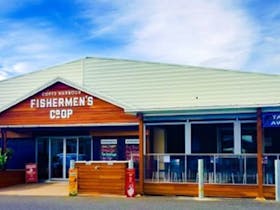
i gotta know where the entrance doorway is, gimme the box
[37,136,92,180]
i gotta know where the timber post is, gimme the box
[257,108,264,199]
[138,113,144,194]
[1,128,7,153]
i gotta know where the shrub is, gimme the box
[0,148,13,170]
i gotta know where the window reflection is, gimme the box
[146,125,185,154]
[264,127,280,153]
[191,123,234,153]
[241,123,257,153]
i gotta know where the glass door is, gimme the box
[51,138,64,179]
[37,138,49,180]
[65,138,77,178]
[37,136,92,180]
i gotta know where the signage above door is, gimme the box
[0,80,138,126]
[262,112,280,127]
[30,88,94,120]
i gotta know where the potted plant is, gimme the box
[0,148,13,171]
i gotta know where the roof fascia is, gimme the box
[126,104,280,116]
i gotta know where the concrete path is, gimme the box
[0,182,68,196]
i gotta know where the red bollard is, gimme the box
[125,168,136,197]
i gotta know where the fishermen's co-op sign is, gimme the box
[30,89,94,119]
[262,112,280,127]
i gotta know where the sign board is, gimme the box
[69,168,78,196]
[262,113,280,127]
[101,139,118,145]
[100,139,118,160]
[30,88,93,120]
[0,82,138,126]
[125,139,139,144]
[125,139,139,161]
[25,163,38,183]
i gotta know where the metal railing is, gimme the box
[263,154,280,185]
[144,153,258,184]
[130,154,140,180]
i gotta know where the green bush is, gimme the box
[0,148,13,170]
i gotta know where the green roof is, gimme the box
[0,57,280,114]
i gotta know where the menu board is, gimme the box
[125,139,139,161]
[100,139,118,160]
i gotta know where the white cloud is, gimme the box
[0,71,7,81]
[128,1,258,70]
[1,0,279,80]
[12,62,32,74]
[80,0,258,71]
[0,19,87,80]
[242,3,280,74]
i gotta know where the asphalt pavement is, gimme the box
[0,195,280,210]
[0,183,279,210]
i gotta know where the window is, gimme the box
[191,123,234,153]
[79,137,92,160]
[146,125,185,154]
[7,138,35,169]
[264,127,280,153]
[241,123,257,153]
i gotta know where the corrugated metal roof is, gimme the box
[0,57,280,114]
[82,57,280,112]
[0,60,83,111]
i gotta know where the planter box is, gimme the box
[0,170,25,188]
[76,161,127,195]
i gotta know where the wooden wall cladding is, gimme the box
[204,184,258,198]
[0,170,25,188]
[91,130,138,137]
[263,186,275,199]
[0,82,138,126]
[144,183,198,196]
[135,181,140,195]
[76,162,127,195]
[144,183,275,199]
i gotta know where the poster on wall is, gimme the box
[125,139,139,161]
[100,139,118,160]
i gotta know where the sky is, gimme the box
[0,0,280,80]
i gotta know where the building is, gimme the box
[0,57,280,198]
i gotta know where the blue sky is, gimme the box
[0,0,280,80]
